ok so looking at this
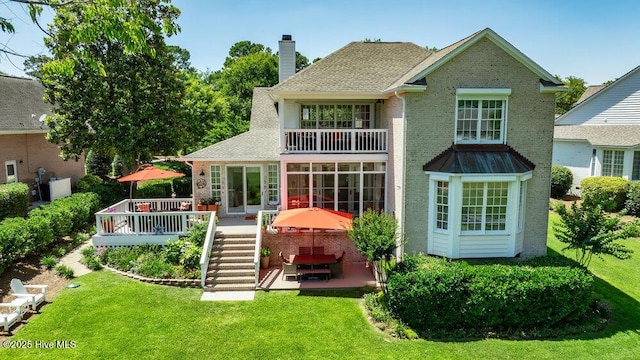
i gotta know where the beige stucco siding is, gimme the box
[403,37,555,257]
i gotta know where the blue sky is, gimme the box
[1,0,638,85]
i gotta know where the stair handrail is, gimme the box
[199,212,217,288]
[254,210,264,286]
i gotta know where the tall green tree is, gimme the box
[38,0,185,170]
[556,75,587,115]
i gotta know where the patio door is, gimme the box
[227,166,262,214]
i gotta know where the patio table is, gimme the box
[290,254,337,265]
[290,254,336,281]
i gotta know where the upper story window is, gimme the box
[602,150,624,177]
[455,89,510,144]
[300,104,372,129]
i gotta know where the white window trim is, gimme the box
[209,165,222,202]
[283,160,386,215]
[455,88,510,145]
[5,160,17,183]
[299,103,375,129]
[600,149,625,177]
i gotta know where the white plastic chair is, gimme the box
[10,278,47,311]
[0,302,23,332]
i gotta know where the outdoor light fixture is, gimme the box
[199,168,205,176]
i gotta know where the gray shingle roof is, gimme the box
[182,88,279,161]
[554,125,640,147]
[576,84,606,104]
[271,42,432,94]
[0,75,50,133]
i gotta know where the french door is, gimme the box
[227,166,262,214]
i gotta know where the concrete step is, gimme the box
[214,233,257,239]
[207,269,254,278]
[207,276,254,284]
[207,261,255,270]
[210,249,254,258]
[204,283,256,292]
[212,243,255,251]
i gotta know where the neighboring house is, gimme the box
[553,66,640,194]
[0,75,85,201]
[183,29,564,259]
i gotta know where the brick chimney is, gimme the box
[279,35,295,83]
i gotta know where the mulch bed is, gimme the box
[0,255,70,341]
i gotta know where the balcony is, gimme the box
[283,129,387,153]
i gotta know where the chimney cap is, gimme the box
[281,34,292,41]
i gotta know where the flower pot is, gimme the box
[101,219,115,233]
[207,204,219,213]
[196,204,207,211]
[260,256,270,269]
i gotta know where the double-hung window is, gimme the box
[601,150,624,177]
[461,182,509,232]
[455,89,510,144]
[633,151,640,181]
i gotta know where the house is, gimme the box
[553,66,640,194]
[183,28,565,259]
[0,75,85,201]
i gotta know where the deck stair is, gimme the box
[204,233,257,291]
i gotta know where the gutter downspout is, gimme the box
[394,90,407,261]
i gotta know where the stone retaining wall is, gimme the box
[104,265,201,288]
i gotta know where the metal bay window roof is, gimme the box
[423,144,535,174]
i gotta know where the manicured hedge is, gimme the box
[0,182,29,221]
[580,176,629,212]
[136,179,173,198]
[625,181,640,216]
[551,165,573,199]
[0,192,100,274]
[386,255,593,337]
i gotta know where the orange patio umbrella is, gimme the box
[271,207,353,254]
[118,164,185,198]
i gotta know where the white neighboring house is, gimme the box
[553,65,640,195]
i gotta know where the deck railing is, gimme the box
[283,129,387,153]
[95,198,208,237]
[199,214,218,288]
[254,209,279,286]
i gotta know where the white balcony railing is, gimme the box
[95,198,209,238]
[284,129,387,153]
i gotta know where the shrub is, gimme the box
[179,221,208,247]
[26,215,54,251]
[554,198,633,267]
[133,253,177,278]
[82,254,103,271]
[173,177,192,197]
[386,255,594,338]
[103,247,139,272]
[580,176,629,212]
[54,264,74,279]
[40,255,58,269]
[625,181,640,216]
[551,165,573,199]
[0,217,33,271]
[84,179,127,209]
[0,182,29,221]
[85,149,113,179]
[76,174,103,192]
[136,179,173,198]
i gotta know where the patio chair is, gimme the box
[299,247,312,255]
[10,278,47,311]
[282,262,298,281]
[329,251,346,278]
[0,301,23,332]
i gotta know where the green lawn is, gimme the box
[1,212,639,359]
